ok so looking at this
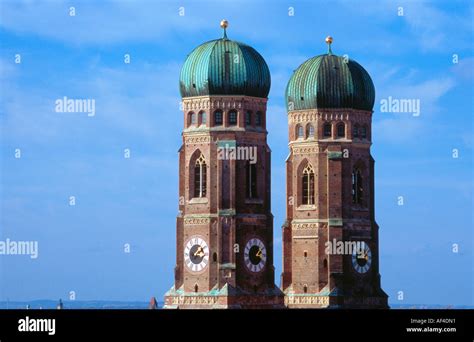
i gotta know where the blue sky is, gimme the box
[0,0,472,306]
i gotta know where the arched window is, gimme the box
[302,164,315,205]
[188,112,196,126]
[353,124,359,138]
[255,111,262,126]
[246,162,257,199]
[337,122,345,138]
[245,111,252,126]
[361,125,367,139]
[323,259,328,268]
[296,125,304,139]
[214,110,223,126]
[194,154,207,198]
[303,285,308,293]
[323,122,332,137]
[228,110,237,126]
[200,111,207,126]
[307,124,315,138]
[194,284,199,293]
[352,169,363,205]
[213,252,217,262]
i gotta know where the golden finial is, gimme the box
[325,36,333,54]
[220,19,229,39]
[220,19,229,29]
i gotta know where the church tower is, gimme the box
[164,21,284,309]
[281,37,388,308]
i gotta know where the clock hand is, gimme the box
[194,246,205,257]
[256,249,262,259]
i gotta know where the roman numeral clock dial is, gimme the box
[184,237,209,273]
[352,241,372,274]
[244,238,267,273]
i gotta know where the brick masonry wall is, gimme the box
[169,95,281,305]
[282,109,388,307]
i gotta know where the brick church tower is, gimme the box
[164,21,284,309]
[281,37,388,308]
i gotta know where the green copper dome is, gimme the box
[285,43,375,111]
[179,29,270,98]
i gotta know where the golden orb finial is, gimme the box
[220,19,229,29]
[220,19,229,39]
[325,36,333,54]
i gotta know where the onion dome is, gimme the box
[179,20,271,98]
[286,36,375,111]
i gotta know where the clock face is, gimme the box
[244,238,267,273]
[184,237,209,273]
[352,241,372,274]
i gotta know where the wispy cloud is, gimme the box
[1,58,182,149]
[372,63,456,143]
[400,1,472,52]
[0,1,204,46]
[379,77,455,113]
[340,0,473,54]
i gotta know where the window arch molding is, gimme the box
[188,111,196,127]
[351,160,367,206]
[245,110,252,126]
[336,122,345,138]
[323,122,332,138]
[306,123,315,138]
[198,110,207,126]
[246,161,258,199]
[189,150,207,199]
[297,159,315,206]
[228,109,238,126]
[213,109,223,126]
[296,124,304,139]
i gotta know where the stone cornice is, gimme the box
[288,109,372,124]
[183,135,211,144]
[182,131,269,146]
[183,217,211,225]
[288,140,371,150]
[182,95,268,112]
